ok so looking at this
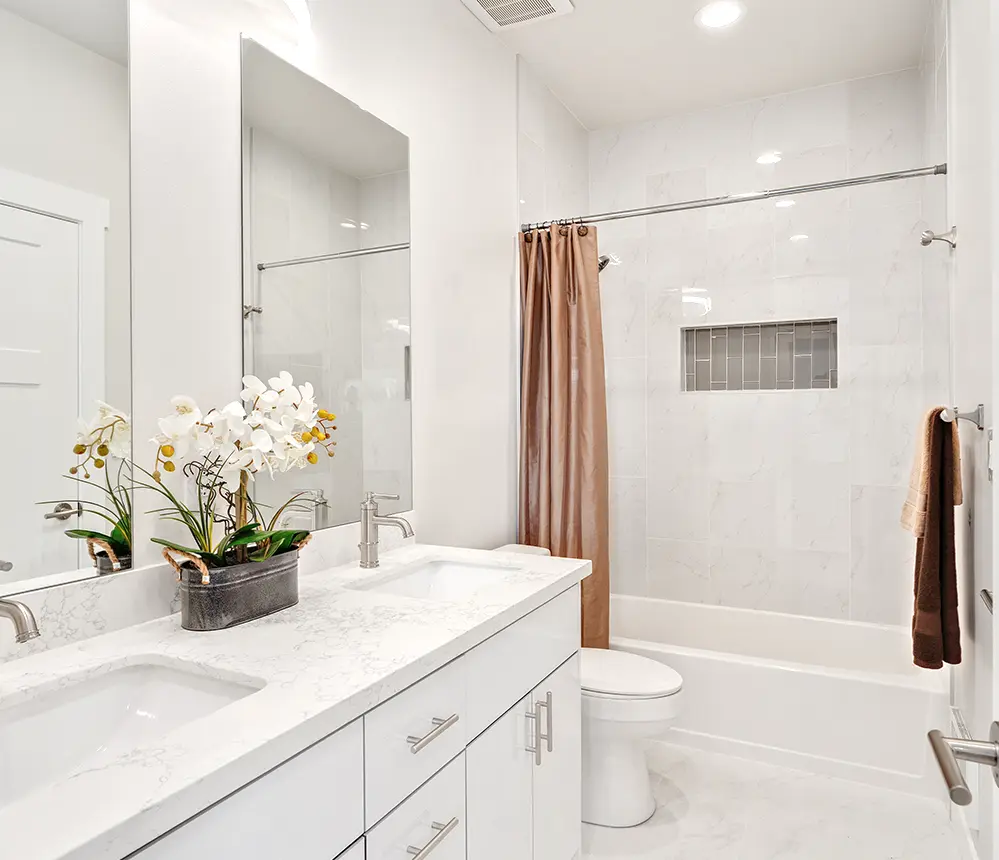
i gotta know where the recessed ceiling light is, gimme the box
[340,220,358,229]
[756,151,782,165]
[695,1,747,29]
[790,234,809,242]
[775,199,796,208]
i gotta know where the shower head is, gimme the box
[598,255,611,272]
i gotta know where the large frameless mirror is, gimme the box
[0,0,131,595]
[240,39,413,531]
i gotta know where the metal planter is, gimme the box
[179,550,300,631]
[95,552,132,575]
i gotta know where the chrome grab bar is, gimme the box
[406,714,459,754]
[406,818,459,859]
[928,727,999,805]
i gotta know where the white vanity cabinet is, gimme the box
[465,655,581,860]
[338,840,365,860]
[131,719,364,860]
[530,654,582,860]
[130,585,581,860]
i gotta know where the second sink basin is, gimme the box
[0,662,261,808]
[351,559,522,602]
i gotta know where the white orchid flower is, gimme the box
[241,375,268,402]
[268,370,295,392]
[207,402,250,443]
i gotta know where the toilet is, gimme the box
[580,647,683,828]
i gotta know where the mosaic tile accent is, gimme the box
[683,320,839,392]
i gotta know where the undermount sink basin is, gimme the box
[0,662,261,808]
[351,559,522,602]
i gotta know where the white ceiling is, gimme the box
[0,0,127,65]
[499,0,932,129]
[242,41,409,180]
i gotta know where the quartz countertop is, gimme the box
[0,545,590,860]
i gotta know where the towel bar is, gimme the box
[942,404,985,431]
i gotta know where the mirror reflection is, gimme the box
[241,39,412,531]
[0,0,131,593]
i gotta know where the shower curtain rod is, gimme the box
[257,241,411,271]
[520,163,948,232]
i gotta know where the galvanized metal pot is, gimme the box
[178,551,300,632]
[95,552,132,575]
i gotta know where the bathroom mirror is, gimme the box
[241,39,412,530]
[0,0,132,595]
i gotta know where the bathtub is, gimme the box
[611,595,950,797]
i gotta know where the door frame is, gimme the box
[0,166,110,417]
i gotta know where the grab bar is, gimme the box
[928,725,999,805]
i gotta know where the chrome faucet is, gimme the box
[0,598,40,644]
[359,492,414,569]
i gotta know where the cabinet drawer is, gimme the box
[366,754,466,860]
[132,719,363,860]
[365,656,467,826]
[466,585,580,738]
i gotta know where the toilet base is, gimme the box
[581,730,657,828]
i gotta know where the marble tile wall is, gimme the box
[594,69,948,626]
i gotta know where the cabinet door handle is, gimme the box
[406,817,459,858]
[406,714,459,754]
[525,700,543,766]
[538,691,553,753]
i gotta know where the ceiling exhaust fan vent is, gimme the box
[460,0,574,32]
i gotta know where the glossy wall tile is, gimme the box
[593,68,947,625]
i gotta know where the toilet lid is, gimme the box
[580,648,683,699]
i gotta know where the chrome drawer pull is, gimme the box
[538,691,553,753]
[525,700,543,765]
[406,817,459,858]
[406,714,459,754]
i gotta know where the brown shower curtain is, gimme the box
[519,224,611,649]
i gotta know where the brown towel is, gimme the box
[901,408,963,536]
[907,408,961,669]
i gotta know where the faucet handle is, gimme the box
[365,492,400,503]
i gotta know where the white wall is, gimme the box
[0,7,130,409]
[517,56,589,226]
[130,0,519,566]
[948,0,996,853]
[590,69,948,625]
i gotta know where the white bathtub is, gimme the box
[611,595,950,797]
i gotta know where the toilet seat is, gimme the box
[581,648,683,700]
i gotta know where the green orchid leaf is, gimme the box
[65,528,114,542]
[150,537,204,556]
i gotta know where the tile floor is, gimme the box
[582,743,967,859]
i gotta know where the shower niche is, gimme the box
[683,319,839,392]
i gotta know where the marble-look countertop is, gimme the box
[0,545,590,860]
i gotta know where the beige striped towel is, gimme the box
[901,407,963,537]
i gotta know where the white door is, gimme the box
[532,654,582,860]
[466,694,534,860]
[0,203,82,582]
